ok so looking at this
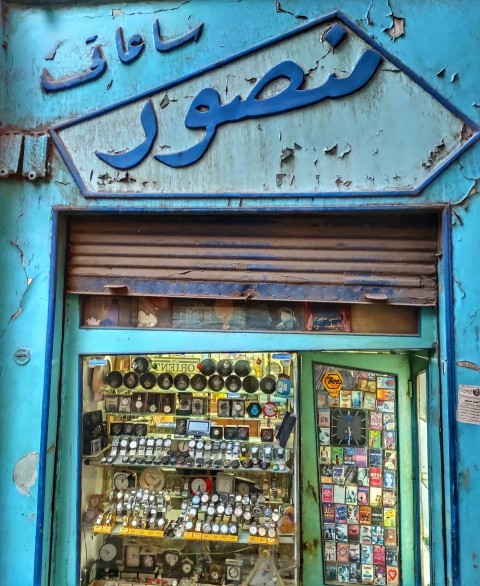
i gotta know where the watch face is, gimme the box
[174,374,190,390]
[208,375,224,392]
[113,472,130,490]
[331,408,367,446]
[217,358,234,376]
[191,373,207,391]
[246,402,262,418]
[158,372,174,389]
[123,371,139,389]
[225,375,242,392]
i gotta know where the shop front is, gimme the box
[1,2,480,586]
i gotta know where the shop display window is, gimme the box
[80,352,298,586]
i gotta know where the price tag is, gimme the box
[184,532,194,540]
[93,525,114,534]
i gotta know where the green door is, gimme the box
[300,352,415,586]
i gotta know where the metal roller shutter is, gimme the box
[67,212,439,305]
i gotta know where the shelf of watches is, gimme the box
[98,436,291,472]
[93,488,288,542]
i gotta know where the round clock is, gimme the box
[113,472,131,490]
[262,402,278,418]
[99,542,117,562]
[236,481,251,496]
[331,408,367,446]
[227,565,240,580]
[189,477,213,495]
[139,468,165,490]
[162,549,181,569]
[181,557,194,577]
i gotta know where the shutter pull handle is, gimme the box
[364,293,388,302]
[104,284,129,293]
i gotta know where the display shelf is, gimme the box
[87,458,292,474]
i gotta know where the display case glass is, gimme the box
[80,352,298,586]
[314,363,400,586]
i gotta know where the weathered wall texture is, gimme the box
[0,1,479,584]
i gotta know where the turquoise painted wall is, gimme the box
[0,1,479,584]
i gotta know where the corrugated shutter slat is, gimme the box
[67,213,438,306]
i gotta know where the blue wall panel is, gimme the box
[1,1,480,584]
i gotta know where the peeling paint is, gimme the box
[456,360,480,372]
[324,143,337,155]
[13,452,39,496]
[44,40,63,61]
[384,11,405,41]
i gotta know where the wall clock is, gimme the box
[330,408,367,446]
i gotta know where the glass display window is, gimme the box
[80,352,299,586]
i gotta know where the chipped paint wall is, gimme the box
[0,1,479,584]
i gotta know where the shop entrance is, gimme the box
[300,351,434,586]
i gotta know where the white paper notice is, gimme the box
[457,385,480,425]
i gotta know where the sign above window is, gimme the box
[50,11,478,198]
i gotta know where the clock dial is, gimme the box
[162,549,180,568]
[331,408,367,446]
[139,468,165,490]
[113,472,130,490]
[99,543,117,562]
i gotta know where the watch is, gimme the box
[331,408,367,446]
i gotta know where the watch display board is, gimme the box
[314,363,400,586]
[80,352,299,585]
